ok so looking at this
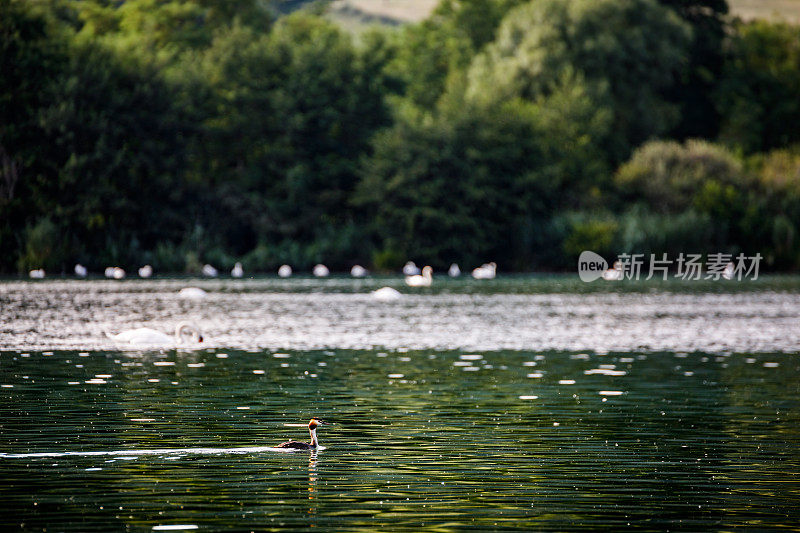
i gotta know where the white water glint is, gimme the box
[0,445,313,460]
[1,279,800,353]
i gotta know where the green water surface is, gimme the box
[1,348,798,531]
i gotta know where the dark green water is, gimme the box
[1,348,799,531]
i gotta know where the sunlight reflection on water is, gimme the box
[1,278,799,352]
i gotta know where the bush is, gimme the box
[561,214,619,261]
[749,148,800,268]
[615,139,746,213]
[17,218,67,273]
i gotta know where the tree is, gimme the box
[614,139,755,253]
[195,13,391,267]
[466,0,692,162]
[657,0,729,139]
[31,43,192,269]
[716,20,800,153]
[357,81,611,269]
[0,0,70,271]
[62,0,272,60]
[387,0,524,111]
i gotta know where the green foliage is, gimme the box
[614,208,718,258]
[562,215,619,261]
[387,0,524,111]
[716,20,800,153]
[194,13,390,263]
[17,217,67,272]
[67,0,271,56]
[748,148,800,267]
[615,139,746,213]
[656,0,728,139]
[5,0,800,273]
[357,84,610,269]
[467,0,691,162]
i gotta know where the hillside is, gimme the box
[274,0,800,26]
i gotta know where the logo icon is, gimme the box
[578,251,608,282]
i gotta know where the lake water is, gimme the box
[1,277,799,530]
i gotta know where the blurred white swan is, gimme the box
[278,264,293,278]
[29,269,45,279]
[351,265,368,277]
[231,262,244,278]
[107,322,203,346]
[74,264,87,277]
[603,261,623,281]
[138,265,153,278]
[403,261,420,276]
[448,263,461,277]
[313,264,330,277]
[104,266,126,279]
[472,262,496,280]
[406,265,433,287]
[179,287,207,299]
[202,264,218,277]
[722,262,734,280]
[372,286,402,301]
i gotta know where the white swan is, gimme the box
[179,287,207,299]
[278,264,293,278]
[74,264,87,277]
[231,262,244,278]
[403,261,421,276]
[406,265,433,287]
[472,262,496,280]
[107,322,203,346]
[372,286,402,301]
[202,264,218,277]
[351,265,368,277]
[722,261,735,280]
[112,267,126,279]
[29,268,45,279]
[138,265,153,278]
[448,263,461,277]
[313,264,330,277]
[602,261,623,281]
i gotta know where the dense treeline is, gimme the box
[2,0,800,274]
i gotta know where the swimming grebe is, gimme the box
[277,419,327,450]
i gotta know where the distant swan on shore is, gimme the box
[406,266,433,287]
[351,265,368,277]
[74,264,87,277]
[472,262,496,280]
[29,269,45,279]
[403,261,420,276]
[138,265,153,278]
[448,263,461,277]
[278,264,293,278]
[313,264,330,277]
[202,264,218,277]
[105,267,125,279]
[107,323,203,346]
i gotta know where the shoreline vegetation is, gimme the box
[3,0,800,276]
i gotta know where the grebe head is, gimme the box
[308,418,326,429]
